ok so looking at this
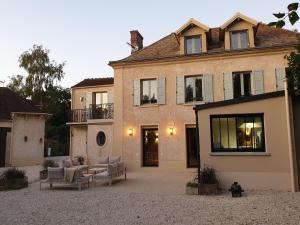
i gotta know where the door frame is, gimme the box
[0,127,11,167]
[140,125,159,167]
[185,124,197,168]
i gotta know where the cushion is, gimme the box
[62,159,73,168]
[98,156,109,164]
[109,156,121,164]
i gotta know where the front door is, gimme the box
[142,128,158,167]
[186,127,198,168]
[0,128,10,167]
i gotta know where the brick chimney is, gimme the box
[130,30,143,53]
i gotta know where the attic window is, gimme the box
[185,36,201,54]
[230,30,248,49]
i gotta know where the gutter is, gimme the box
[284,79,299,192]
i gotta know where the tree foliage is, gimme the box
[269,2,299,28]
[286,41,300,96]
[7,45,70,156]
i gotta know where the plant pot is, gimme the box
[40,170,48,180]
[186,183,219,195]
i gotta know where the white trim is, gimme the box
[221,12,258,29]
[176,18,210,34]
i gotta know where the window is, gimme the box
[141,79,157,104]
[94,92,108,105]
[211,114,265,152]
[185,36,201,54]
[96,131,106,146]
[233,72,251,99]
[185,76,203,102]
[230,31,248,49]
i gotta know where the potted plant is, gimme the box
[74,156,85,165]
[186,166,220,195]
[0,168,28,191]
[40,159,58,180]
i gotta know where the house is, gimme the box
[69,13,300,191]
[0,87,49,167]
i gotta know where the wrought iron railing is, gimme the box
[69,103,114,122]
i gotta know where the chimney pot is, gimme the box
[130,30,143,53]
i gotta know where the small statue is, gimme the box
[229,181,244,197]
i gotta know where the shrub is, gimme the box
[42,159,59,170]
[2,168,25,180]
[191,166,218,185]
[0,168,28,190]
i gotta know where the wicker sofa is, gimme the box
[40,165,90,191]
[93,159,126,186]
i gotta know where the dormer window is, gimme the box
[185,36,202,54]
[230,30,249,49]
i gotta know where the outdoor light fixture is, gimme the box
[128,128,133,136]
[169,127,174,135]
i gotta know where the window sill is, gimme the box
[210,152,271,156]
[184,101,205,106]
[139,104,159,108]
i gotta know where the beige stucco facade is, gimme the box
[111,49,290,173]
[0,113,47,167]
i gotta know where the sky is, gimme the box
[0,0,299,88]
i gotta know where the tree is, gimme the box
[7,44,70,156]
[269,2,299,28]
[8,44,65,104]
[286,42,300,96]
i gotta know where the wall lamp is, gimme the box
[128,128,133,136]
[169,127,174,136]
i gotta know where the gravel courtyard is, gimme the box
[1,172,300,225]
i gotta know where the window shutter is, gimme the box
[107,91,114,103]
[275,68,286,91]
[203,74,213,102]
[85,92,92,119]
[176,76,185,104]
[85,92,92,108]
[157,77,166,105]
[132,79,140,106]
[223,72,233,100]
[251,70,264,95]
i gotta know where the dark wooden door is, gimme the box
[142,128,158,167]
[186,127,198,168]
[0,128,10,167]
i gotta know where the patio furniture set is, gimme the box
[40,156,126,191]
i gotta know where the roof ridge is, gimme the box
[258,22,299,34]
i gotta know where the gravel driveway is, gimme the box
[1,179,300,225]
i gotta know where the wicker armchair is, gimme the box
[40,165,90,191]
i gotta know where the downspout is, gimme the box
[194,108,201,195]
[284,79,298,192]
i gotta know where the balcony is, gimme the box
[69,103,114,123]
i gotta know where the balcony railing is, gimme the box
[69,103,114,123]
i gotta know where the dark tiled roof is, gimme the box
[72,77,114,88]
[0,87,43,119]
[110,23,299,65]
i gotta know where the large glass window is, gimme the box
[141,79,157,105]
[185,76,203,102]
[211,114,265,152]
[233,72,251,99]
[230,31,249,50]
[185,36,202,54]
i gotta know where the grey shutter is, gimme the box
[85,92,92,119]
[251,70,264,95]
[85,92,92,108]
[223,72,233,100]
[157,77,166,105]
[176,76,185,104]
[132,79,140,106]
[203,74,213,102]
[107,91,114,103]
[275,68,286,91]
